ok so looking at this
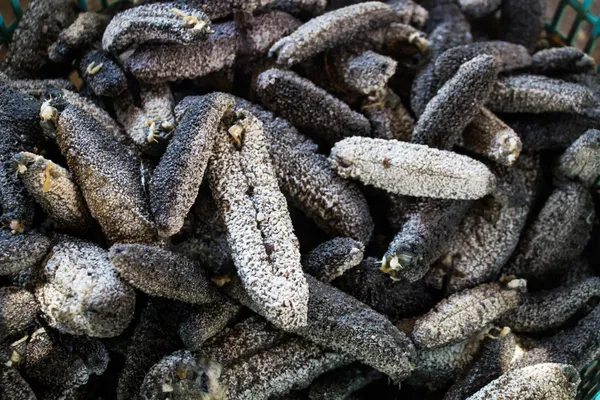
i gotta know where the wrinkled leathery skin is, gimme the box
[48,11,110,64]
[224,274,417,382]
[79,50,128,97]
[531,47,596,75]
[56,105,157,244]
[0,368,37,400]
[512,304,600,371]
[555,129,600,188]
[209,109,309,330]
[466,363,579,400]
[461,107,522,167]
[333,257,435,319]
[35,237,136,337]
[411,279,526,349]
[126,12,301,83]
[150,93,234,238]
[175,95,374,244]
[139,350,227,400]
[109,243,222,305]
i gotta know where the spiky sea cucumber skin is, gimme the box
[109,243,221,304]
[411,281,524,349]
[269,2,399,66]
[555,129,600,188]
[14,152,93,232]
[412,54,498,150]
[0,0,78,78]
[56,105,157,244]
[0,230,51,276]
[35,238,136,337]
[48,12,110,64]
[255,68,371,145]
[209,109,309,330]
[302,237,365,282]
[330,137,496,199]
[102,2,211,54]
[79,50,128,97]
[0,287,39,341]
[150,93,234,238]
[466,363,579,400]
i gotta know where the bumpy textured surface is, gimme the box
[102,2,211,54]
[36,238,136,337]
[49,11,110,64]
[334,257,435,318]
[269,2,399,66]
[308,363,382,400]
[116,298,182,400]
[210,110,308,330]
[225,274,416,381]
[109,244,221,304]
[57,106,156,244]
[500,0,545,51]
[504,182,595,287]
[0,287,38,341]
[302,237,364,282]
[256,68,371,145]
[0,368,37,400]
[330,137,496,199]
[445,329,516,400]
[412,280,524,349]
[335,50,397,95]
[499,277,600,333]
[127,12,300,83]
[412,54,498,149]
[462,108,522,166]
[487,75,595,114]
[221,337,352,400]
[0,85,43,232]
[555,129,600,188]
[139,350,226,400]
[114,83,175,155]
[0,0,78,78]
[179,298,242,351]
[150,93,234,238]
[383,198,472,283]
[466,363,579,400]
[532,47,596,75]
[79,50,128,97]
[513,304,600,371]
[14,152,93,232]
[361,89,415,141]
[429,165,533,294]
[433,41,531,87]
[0,230,51,275]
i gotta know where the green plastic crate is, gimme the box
[546,0,600,71]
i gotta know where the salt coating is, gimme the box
[330,137,497,199]
[209,109,308,330]
[35,238,136,337]
[0,0,599,398]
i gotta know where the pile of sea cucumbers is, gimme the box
[0,0,599,399]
